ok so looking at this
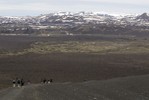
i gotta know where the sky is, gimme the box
[0,0,148,16]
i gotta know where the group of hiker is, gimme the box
[12,78,53,87]
[12,78,25,87]
[41,78,53,84]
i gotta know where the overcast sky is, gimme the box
[0,0,148,16]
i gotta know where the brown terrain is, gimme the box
[0,34,149,99]
[0,35,148,88]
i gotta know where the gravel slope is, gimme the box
[1,75,149,100]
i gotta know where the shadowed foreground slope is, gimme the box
[1,75,149,100]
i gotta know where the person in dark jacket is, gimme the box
[12,79,16,87]
[50,79,53,83]
[43,78,47,84]
[17,79,21,87]
[21,79,24,87]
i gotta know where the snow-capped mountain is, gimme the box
[0,12,148,26]
[0,12,148,35]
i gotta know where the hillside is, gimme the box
[0,75,149,100]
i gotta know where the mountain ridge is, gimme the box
[0,12,148,35]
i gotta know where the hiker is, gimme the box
[43,78,47,84]
[50,79,53,83]
[21,79,24,87]
[12,79,16,87]
[47,80,50,84]
[17,79,21,87]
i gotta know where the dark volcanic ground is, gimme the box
[1,75,149,100]
[0,35,149,89]
[1,53,149,88]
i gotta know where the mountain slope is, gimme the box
[1,75,149,100]
[136,13,149,21]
